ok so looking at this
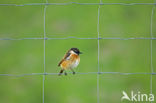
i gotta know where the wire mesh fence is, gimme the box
[0,1,156,103]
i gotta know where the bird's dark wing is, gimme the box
[58,52,70,66]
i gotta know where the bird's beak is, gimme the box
[79,52,82,54]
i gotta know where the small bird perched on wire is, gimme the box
[58,48,82,76]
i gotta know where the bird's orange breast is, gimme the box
[60,54,80,69]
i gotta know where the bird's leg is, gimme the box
[64,71,67,76]
[58,69,64,76]
[71,69,76,75]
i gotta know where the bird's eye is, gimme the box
[74,50,79,54]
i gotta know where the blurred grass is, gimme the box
[0,0,156,103]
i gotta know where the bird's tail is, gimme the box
[58,69,64,76]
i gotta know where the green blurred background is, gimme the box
[0,0,156,103]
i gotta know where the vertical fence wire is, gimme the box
[150,0,155,98]
[43,0,48,103]
[97,0,102,103]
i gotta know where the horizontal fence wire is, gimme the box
[0,2,156,6]
[0,72,156,77]
[0,37,156,40]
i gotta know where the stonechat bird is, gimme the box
[58,48,82,76]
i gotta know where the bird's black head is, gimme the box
[70,48,82,55]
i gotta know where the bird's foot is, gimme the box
[64,72,67,76]
[73,71,76,75]
[58,73,62,76]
